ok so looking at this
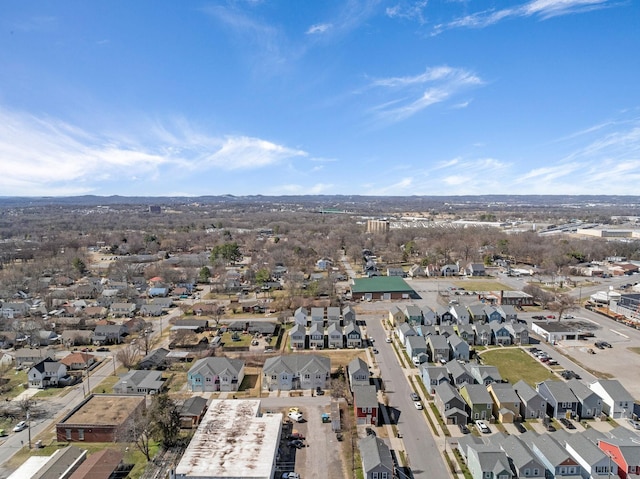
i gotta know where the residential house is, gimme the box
[556,431,616,479]
[138,348,170,370]
[468,365,502,386]
[497,305,518,322]
[448,334,470,361]
[451,305,470,325]
[310,307,324,325]
[441,264,460,276]
[327,323,343,349]
[514,380,547,420]
[358,435,394,479]
[342,305,356,324]
[110,302,137,317]
[92,324,126,344]
[403,304,423,325]
[348,357,370,391]
[421,306,437,326]
[437,306,455,325]
[505,322,529,345]
[294,307,308,326]
[140,304,164,317]
[598,435,640,479]
[288,324,306,350]
[387,267,405,277]
[262,354,331,391]
[446,360,475,388]
[466,263,486,276]
[484,306,503,323]
[113,370,164,394]
[492,435,545,479]
[457,324,476,345]
[438,324,455,338]
[474,323,492,346]
[467,445,513,479]
[421,365,450,394]
[28,359,67,389]
[60,352,96,371]
[327,307,341,324]
[522,433,583,479]
[460,384,494,421]
[179,396,208,429]
[487,383,521,423]
[491,322,512,346]
[187,357,245,392]
[344,322,363,348]
[388,306,406,326]
[537,380,579,419]
[14,348,55,368]
[60,330,93,347]
[566,379,602,419]
[35,330,59,346]
[409,264,425,278]
[406,335,428,361]
[434,382,469,425]
[468,304,487,323]
[589,380,634,419]
[307,323,324,349]
[353,385,379,426]
[316,258,333,270]
[427,335,450,363]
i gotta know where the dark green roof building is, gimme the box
[350,276,417,300]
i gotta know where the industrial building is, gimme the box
[174,399,282,479]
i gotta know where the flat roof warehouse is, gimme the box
[175,399,282,479]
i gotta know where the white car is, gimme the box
[414,401,423,410]
[13,421,27,432]
[475,420,491,434]
[288,412,303,422]
[282,473,300,479]
[385,337,392,343]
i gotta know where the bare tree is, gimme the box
[127,408,153,461]
[139,331,159,356]
[116,345,139,370]
[549,293,578,321]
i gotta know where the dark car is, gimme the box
[315,387,325,396]
[595,341,605,349]
[288,439,304,449]
[602,341,612,348]
[96,347,109,352]
[515,422,526,433]
[366,427,376,437]
[458,424,470,434]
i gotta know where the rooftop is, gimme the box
[351,276,415,294]
[175,399,282,479]
[61,394,145,426]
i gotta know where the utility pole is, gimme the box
[27,412,31,449]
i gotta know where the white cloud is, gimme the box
[432,0,611,35]
[369,66,483,123]
[385,1,429,24]
[306,23,332,34]
[0,106,309,196]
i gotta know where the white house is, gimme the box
[28,359,67,389]
[589,380,634,419]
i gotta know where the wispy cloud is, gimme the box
[368,66,483,123]
[432,0,611,35]
[0,107,308,196]
[306,23,332,35]
[385,0,429,24]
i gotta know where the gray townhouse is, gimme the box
[536,380,579,419]
[434,382,469,426]
[421,365,450,394]
[566,379,602,419]
[445,359,475,388]
[427,334,450,363]
[448,334,470,361]
[348,357,370,391]
[521,433,583,479]
[468,365,502,386]
[554,430,616,479]
[489,434,546,479]
[514,380,547,420]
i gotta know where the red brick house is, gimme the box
[352,385,379,426]
[56,394,145,443]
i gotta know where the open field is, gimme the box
[480,347,556,386]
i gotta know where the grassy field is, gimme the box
[480,348,556,386]
[0,370,27,399]
[451,280,513,291]
[628,347,640,355]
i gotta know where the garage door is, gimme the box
[382,293,391,300]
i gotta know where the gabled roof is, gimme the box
[188,357,244,378]
[61,352,94,367]
[139,347,170,366]
[428,334,448,350]
[358,435,393,474]
[288,324,305,337]
[348,357,369,376]
[461,383,493,404]
[180,396,208,417]
[590,379,634,403]
[566,379,599,402]
[422,365,449,382]
[115,370,164,391]
[406,335,427,349]
[31,358,64,374]
[492,434,541,471]
[514,380,543,403]
[488,382,520,404]
[353,385,378,408]
[434,382,464,404]
[263,354,330,375]
[538,380,578,404]
[68,448,123,479]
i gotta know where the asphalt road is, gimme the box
[365,314,450,479]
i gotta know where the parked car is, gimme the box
[546,315,556,319]
[385,337,392,343]
[288,412,303,422]
[475,420,491,434]
[594,341,605,349]
[282,473,300,479]
[515,422,526,433]
[601,341,612,348]
[13,421,27,432]
[410,392,420,401]
[628,419,640,430]
[96,346,109,352]
[315,387,325,396]
[366,427,376,436]
[414,401,423,410]
[288,439,305,449]
[372,348,379,354]
[559,418,575,429]
[458,424,470,434]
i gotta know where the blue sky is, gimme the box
[1,0,639,197]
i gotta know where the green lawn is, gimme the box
[480,348,556,386]
[0,370,28,399]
